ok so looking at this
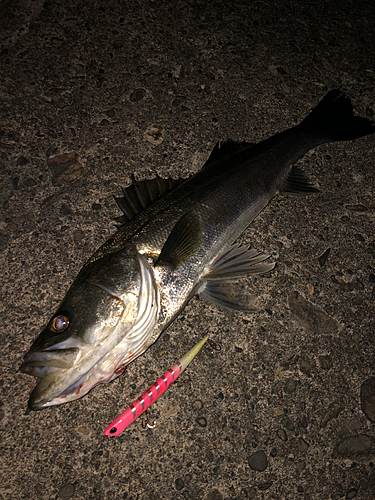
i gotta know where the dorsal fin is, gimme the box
[114,176,186,225]
[204,140,254,166]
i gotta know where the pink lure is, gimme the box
[104,335,209,436]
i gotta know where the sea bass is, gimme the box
[20,90,374,410]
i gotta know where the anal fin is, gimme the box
[199,243,275,312]
[280,166,319,195]
[200,280,260,312]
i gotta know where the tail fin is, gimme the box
[301,89,374,142]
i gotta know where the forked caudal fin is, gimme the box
[301,89,375,142]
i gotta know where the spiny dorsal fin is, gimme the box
[204,140,254,166]
[115,176,186,225]
[156,210,202,270]
[280,166,319,195]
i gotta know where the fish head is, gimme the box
[20,244,158,410]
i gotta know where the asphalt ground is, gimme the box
[1,0,375,499]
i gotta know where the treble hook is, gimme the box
[207,339,221,351]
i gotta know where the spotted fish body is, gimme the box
[20,90,374,410]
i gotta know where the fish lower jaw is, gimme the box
[27,349,133,410]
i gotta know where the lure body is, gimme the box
[104,335,209,436]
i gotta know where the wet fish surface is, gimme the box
[20,90,374,410]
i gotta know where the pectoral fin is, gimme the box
[156,211,203,270]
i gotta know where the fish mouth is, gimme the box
[20,343,83,411]
[20,337,131,411]
[25,371,89,411]
[20,348,80,375]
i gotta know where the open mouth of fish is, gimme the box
[20,340,92,410]
[20,339,133,410]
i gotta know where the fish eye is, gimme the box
[50,314,70,333]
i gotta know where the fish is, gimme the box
[20,90,374,410]
[103,335,209,436]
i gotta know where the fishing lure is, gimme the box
[104,335,209,436]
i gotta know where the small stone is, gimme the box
[164,403,178,418]
[23,177,37,187]
[58,482,75,498]
[60,203,73,216]
[17,156,30,166]
[175,478,184,491]
[144,126,164,146]
[91,203,102,210]
[105,109,115,118]
[332,434,375,458]
[318,248,331,267]
[76,426,90,435]
[300,414,308,429]
[73,230,84,243]
[248,487,257,499]
[297,438,309,454]
[284,378,299,394]
[103,477,111,489]
[48,151,84,186]
[321,401,343,427]
[248,450,268,471]
[277,429,288,442]
[41,194,59,209]
[346,488,357,499]
[360,377,375,422]
[288,291,338,334]
[258,481,273,491]
[196,417,207,427]
[192,400,203,411]
[354,234,365,242]
[130,88,146,102]
[345,204,368,212]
